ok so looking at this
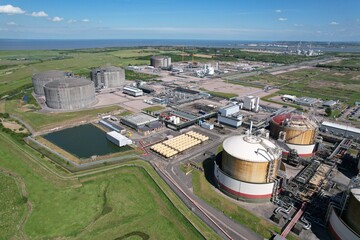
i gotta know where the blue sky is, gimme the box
[0,0,359,41]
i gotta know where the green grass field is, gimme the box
[0,172,27,239]
[0,132,217,239]
[240,68,360,104]
[200,89,238,99]
[4,99,120,131]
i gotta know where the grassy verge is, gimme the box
[261,93,303,110]
[5,101,120,131]
[142,105,165,112]
[201,89,237,99]
[192,166,298,240]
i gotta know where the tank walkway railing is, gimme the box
[281,202,307,238]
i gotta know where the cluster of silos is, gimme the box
[214,134,282,202]
[90,66,125,89]
[32,70,70,95]
[150,56,171,68]
[43,77,96,110]
[270,113,317,157]
[328,187,360,239]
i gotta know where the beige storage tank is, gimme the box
[221,135,282,183]
[270,113,317,145]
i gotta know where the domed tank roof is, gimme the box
[272,113,317,130]
[223,135,281,163]
[44,77,93,88]
[351,187,360,202]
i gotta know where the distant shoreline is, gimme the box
[1,39,359,52]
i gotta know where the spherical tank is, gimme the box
[343,188,360,235]
[270,113,317,145]
[221,135,281,183]
[32,70,68,95]
[44,77,95,110]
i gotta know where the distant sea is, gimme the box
[0,39,359,52]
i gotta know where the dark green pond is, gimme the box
[43,124,131,159]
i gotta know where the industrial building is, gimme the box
[99,119,125,134]
[270,113,318,157]
[214,134,282,202]
[243,96,260,112]
[32,70,70,95]
[150,56,172,68]
[43,77,96,110]
[123,86,143,97]
[91,66,125,89]
[320,121,360,141]
[106,131,132,147]
[217,105,243,128]
[294,97,319,107]
[120,113,163,135]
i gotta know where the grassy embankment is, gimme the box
[191,160,299,240]
[0,131,219,239]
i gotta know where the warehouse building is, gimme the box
[320,121,360,141]
[91,66,125,89]
[120,113,163,135]
[32,70,70,95]
[150,56,172,68]
[106,131,132,147]
[43,77,96,110]
[123,86,143,97]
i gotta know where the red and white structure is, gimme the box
[214,135,282,202]
[270,113,318,158]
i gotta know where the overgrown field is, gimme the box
[237,68,360,104]
[0,132,211,240]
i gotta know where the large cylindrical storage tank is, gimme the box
[91,66,125,89]
[150,56,171,68]
[44,77,96,110]
[32,70,68,95]
[343,188,360,236]
[270,113,317,157]
[214,135,282,202]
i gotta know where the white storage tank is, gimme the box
[214,134,282,202]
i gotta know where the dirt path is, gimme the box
[0,168,32,240]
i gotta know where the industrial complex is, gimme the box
[24,53,360,240]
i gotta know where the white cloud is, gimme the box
[52,16,64,22]
[68,19,77,23]
[31,11,48,17]
[0,4,25,14]
[275,9,282,13]
[7,21,17,26]
[330,21,339,25]
[82,19,90,22]
[278,18,287,21]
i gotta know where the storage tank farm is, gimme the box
[43,77,96,110]
[32,70,69,95]
[270,113,317,158]
[214,134,282,202]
